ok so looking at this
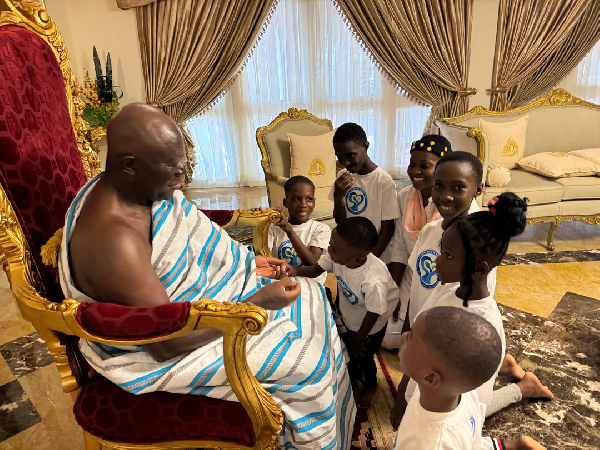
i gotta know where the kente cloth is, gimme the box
[58,175,356,449]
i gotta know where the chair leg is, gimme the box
[547,219,560,251]
[83,431,102,450]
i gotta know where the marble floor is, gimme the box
[0,185,599,449]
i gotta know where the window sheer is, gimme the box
[558,39,600,104]
[186,0,430,187]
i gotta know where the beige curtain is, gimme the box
[135,0,276,182]
[116,0,156,9]
[507,2,600,108]
[490,0,592,111]
[335,0,475,124]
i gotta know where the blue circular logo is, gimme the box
[277,240,302,268]
[416,249,439,289]
[336,276,359,305]
[345,187,367,215]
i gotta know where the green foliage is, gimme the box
[82,102,119,128]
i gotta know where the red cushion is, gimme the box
[76,302,192,340]
[74,374,255,446]
[0,25,88,300]
[200,209,234,227]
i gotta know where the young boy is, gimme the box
[268,176,331,284]
[394,306,546,450]
[289,217,399,408]
[329,123,400,263]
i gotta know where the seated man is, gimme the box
[58,104,355,449]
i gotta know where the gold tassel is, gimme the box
[41,228,63,268]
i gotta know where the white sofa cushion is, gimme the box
[569,148,600,170]
[288,131,336,188]
[518,152,600,178]
[479,115,528,169]
[482,169,564,205]
[555,177,600,200]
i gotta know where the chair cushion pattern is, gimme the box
[74,375,255,446]
[199,208,234,227]
[76,302,191,340]
[0,25,88,299]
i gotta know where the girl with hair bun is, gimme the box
[392,192,554,429]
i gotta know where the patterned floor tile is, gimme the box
[0,380,41,441]
[0,333,53,378]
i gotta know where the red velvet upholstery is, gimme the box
[74,375,255,446]
[0,25,88,300]
[76,302,191,340]
[200,208,234,227]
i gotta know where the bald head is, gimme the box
[106,103,183,162]
[104,103,186,204]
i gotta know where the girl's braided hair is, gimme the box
[449,192,528,306]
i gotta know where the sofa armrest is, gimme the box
[222,208,282,256]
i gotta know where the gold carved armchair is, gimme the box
[0,1,281,448]
[256,108,336,222]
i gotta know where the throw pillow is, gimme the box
[288,131,336,188]
[517,152,600,178]
[479,115,529,169]
[569,148,600,172]
[486,163,511,187]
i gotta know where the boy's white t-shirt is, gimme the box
[406,199,496,326]
[405,283,506,408]
[328,167,400,263]
[394,387,485,450]
[317,252,399,334]
[268,219,331,284]
[389,185,438,321]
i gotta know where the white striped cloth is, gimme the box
[58,175,355,449]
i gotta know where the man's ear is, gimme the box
[424,370,442,389]
[364,141,370,152]
[122,156,136,176]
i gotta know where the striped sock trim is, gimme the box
[491,437,505,450]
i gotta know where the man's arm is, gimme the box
[372,219,394,258]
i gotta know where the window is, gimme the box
[186,0,430,188]
[558,39,600,104]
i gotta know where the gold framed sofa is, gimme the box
[436,89,600,250]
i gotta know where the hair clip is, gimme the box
[489,207,497,215]
[488,196,499,206]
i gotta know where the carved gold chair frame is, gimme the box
[0,1,282,449]
[441,88,600,250]
[256,107,334,183]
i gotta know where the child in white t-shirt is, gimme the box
[392,193,553,429]
[383,135,449,349]
[393,306,546,450]
[268,176,331,284]
[328,123,400,263]
[290,217,399,408]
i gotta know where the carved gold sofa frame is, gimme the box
[0,1,282,448]
[436,88,600,250]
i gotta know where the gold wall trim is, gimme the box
[0,0,102,180]
[255,108,333,182]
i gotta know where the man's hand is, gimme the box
[390,396,408,431]
[334,171,354,197]
[251,277,301,310]
[255,256,288,279]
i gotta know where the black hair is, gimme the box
[423,306,503,389]
[332,123,367,146]
[435,151,483,185]
[284,175,315,193]
[449,192,528,305]
[335,217,378,251]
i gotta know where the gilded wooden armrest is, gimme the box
[19,295,281,447]
[223,208,282,256]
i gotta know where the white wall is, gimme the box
[45,0,145,106]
